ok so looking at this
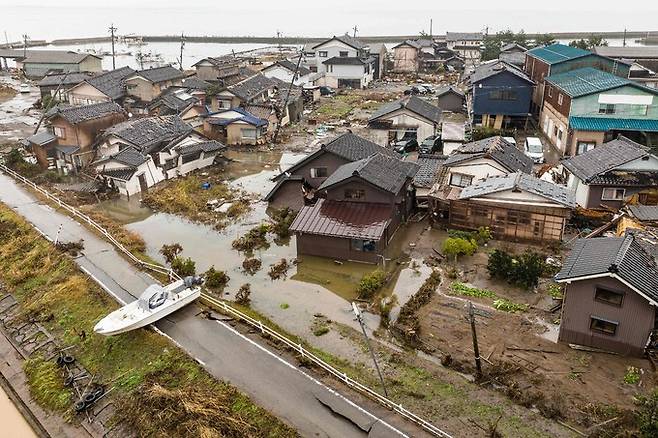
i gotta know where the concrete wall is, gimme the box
[559,276,655,356]
[310,40,360,73]
[393,46,418,72]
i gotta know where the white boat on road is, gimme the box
[94,277,202,336]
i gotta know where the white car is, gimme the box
[19,83,30,93]
[524,137,545,164]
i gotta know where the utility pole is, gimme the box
[22,34,29,58]
[109,24,117,70]
[352,303,388,397]
[468,301,482,379]
[353,25,358,39]
[623,28,627,47]
[272,51,303,144]
[179,32,185,71]
[276,30,282,53]
[429,19,433,40]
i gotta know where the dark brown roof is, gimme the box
[290,199,393,240]
[46,101,124,124]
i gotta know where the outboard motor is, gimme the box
[183,276,204,287]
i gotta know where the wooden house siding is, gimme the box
[559,276,655,356]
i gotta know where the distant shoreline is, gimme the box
[2,30,657,49]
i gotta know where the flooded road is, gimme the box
[0,76,41,144]
[0,387,36,438]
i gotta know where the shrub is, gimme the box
[313,326,330,336]
[487,249,546,290]
[447,227,492,245]
[242,258,262,275]
[270,207,296,240]
[442,237,477,261]
[171,257,196,277]
[394,271,441,345]
[235,284,251,306]
[268,258,289,280]
[232,224,270,253]
[547,283,563,299]
[625,366,641,385]
[204,266,229,289]
[635,389,658,437]
[493,299,528,313]
[4,148,41,178]
[160,243,183,264]
[450,282,497,298]
[356,270,387,299]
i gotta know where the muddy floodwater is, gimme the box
[0,387,36,438]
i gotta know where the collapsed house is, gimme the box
[92,115,225,196]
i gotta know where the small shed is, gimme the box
[435,86,465,113]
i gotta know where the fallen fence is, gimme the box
[0,164,452,438]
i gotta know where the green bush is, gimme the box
[635,389,658,437]
[487,249,546,290]
[171,257,196,277]
[450,282,497,298]
[204,266,229,289]
[625,366,641,385]
[447,227,492,245]
[493,298,528,313]
[356,270,387,299]
[442,237,477,261]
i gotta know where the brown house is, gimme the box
[125,66,186,104]
[555,234,658,356]
[44,102,126,170]
[290,153,418,263]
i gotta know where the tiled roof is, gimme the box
[628,205,658,222]
[228,73,276,102]
[270,59,312,77]
[134,65,185,83]
[180,77,211,90]
[20,50,100,64]
[99,167,137,181]
[322,133,399,161]
[569,116,658,133]
[85,66,135,100]
[545,67,638,97]
[446,32,483,42]
[105,115,192,154]
[500,43,527,53]
[106,146,148,167]
[555,234,658,305]
[444,136,533,174]
[318,153,419,194]
[38,72,93,87]
[151,89,198,113]
[322,56,374,66]
[25,131,56,146]
[393,40,422,50]
[562,135,650,182]
[470,60,533,84]
[290,199,393,240]
[369,95,442,124]
[527,43,590,65]
[46,101,123,124]
[435,85,465,98]
[414,155,447,188]
[313,34,365,50]
[459,172,576,207]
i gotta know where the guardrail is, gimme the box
[201,293,452,438]
[0,164,179,281]
[0,164,451,438]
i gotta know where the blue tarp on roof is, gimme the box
[207,107,268,128]
[570,116,658,132]
[527,43,590,65]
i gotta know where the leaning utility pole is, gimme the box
[272,51,303,144]
[352,303,388,397]
[109,24,117,70]
[468,301,483,379]
[179,32,185,71]
[429,19,433,39]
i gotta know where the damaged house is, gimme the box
[368,95,442,146]
[289,153,418,263]
[67,66,135,105]
[555,233,658,356]
[562,135,658,209]
[265,132,399,210]
[92,115,225,196]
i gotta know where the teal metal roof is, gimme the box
[546,67,633,97]
[570,116,658,132]
[527,43,590,65]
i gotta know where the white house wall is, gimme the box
[310,40,359,73]
[375,108,438,141]
[446,158,508,184]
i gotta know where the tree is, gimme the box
[442,237,477,262]
[569,39,589,49]
[570,35,608,50]
[160,243,183,264]
[171,257,196,277]
[533,33,556,47]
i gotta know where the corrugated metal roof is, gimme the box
[290,199,393,240]
[527,43,590,65]
[569,116,658,132]
[628,205,658,222]
[545,67,633,97]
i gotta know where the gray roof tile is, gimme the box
[85,66,135,100]
[46,101,123,124]
[134,65,185,83]
[369,95,442,124]
[105,115,192,154]
[414,155,447,188]
[445,136,533,173]
[470,60,533,84]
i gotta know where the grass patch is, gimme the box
[313,326,330,337]
[450,282,497,298]
[492,299,528,313]
[232,224,271,253]
[0,203,294,435]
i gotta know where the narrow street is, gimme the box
[0,171,436,438]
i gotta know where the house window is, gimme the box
[327,65,333,73]
[449,173,473,188]
[344,189,365,199]
[488,89,517,101]
[181,151,201,164]
[594,287,624,307]
[306,52,315,57]
[351,239,376,252]
[164,158,177,170]
[218,99,231,109]
[557,128,563,140]
[53,126,66,138]
[576,141,596,155]
[598,103,616,115]
[339,51,348,57]
[547,86,553,97]
[630,104,649,116]
[557,93,564,105]
[310,167,328,178]
[601,188,625,201]
[241,128,257,139]
[319,51,328,58]
[590,316,618,336]
[309,66,318,73]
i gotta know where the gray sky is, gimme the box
[3,1,657,39]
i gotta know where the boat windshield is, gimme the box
[138,285,169,311]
